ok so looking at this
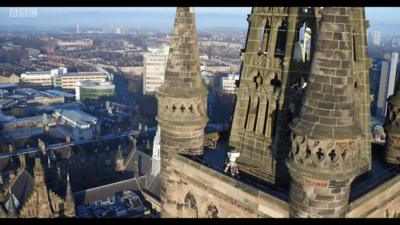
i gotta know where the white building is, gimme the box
[298,23,312,62]
[373,31,381,46]
[152,125,161,161]
[143,46,169,94]
[56,39,93,47]
[376,61,389,120]
[21,67,67,87]
[53,109,100,140]
[60,71,110,89]
[21,67,111,90]
[376,53,399,121]
[221,73,240,94]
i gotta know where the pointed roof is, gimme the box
[65,172,74,204]
[7,186,18,218]
[33,157,45,185]
[158,7,207,98]
[290,7,361,139]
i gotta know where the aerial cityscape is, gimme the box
[0,6,399,218]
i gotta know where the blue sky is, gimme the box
[0,7,399,35]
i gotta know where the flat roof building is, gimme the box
[75,80,115,102]
[53,109,98,130]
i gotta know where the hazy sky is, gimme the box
[0,7,399,35]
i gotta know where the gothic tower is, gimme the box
[384,85,400,164]
[156,7,208,217]
[229,7,320,185]
[286,7,364,218]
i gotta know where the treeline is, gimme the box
[0,48,28,63]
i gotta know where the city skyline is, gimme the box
[0,7,399,36]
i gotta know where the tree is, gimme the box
[10,108,23,117]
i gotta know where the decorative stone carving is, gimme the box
[384,91,400,164]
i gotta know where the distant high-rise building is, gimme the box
[376,53,398,121]
[143,46,169,95]
[76,23,80,34]
[373,31,381,46]
[369,59,386,116]
[376,61,390,120]
[298,22,312,62]
[388,53,399,96]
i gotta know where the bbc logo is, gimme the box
[9,8,38,18]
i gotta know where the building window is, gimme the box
[183,192,198,218]
[206,204,219,218]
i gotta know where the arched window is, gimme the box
[352,29,357,61]
[244,95,251,129]
[206,204,219,218]
[263,99,270,135]
[275,21,288,58]
[183,192,198,218]
[385,208,391,218]
[259,24,271,52]
[253,96,260,132]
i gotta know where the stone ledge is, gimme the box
[175,154,289,211]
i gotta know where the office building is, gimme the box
[143,46,169,94]
[221,73,240,94]
[373,31,381,46]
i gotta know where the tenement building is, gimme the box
[156,7,400,218]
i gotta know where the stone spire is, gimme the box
[65,172,74,204]
[290,9,361,141]
[157,7,208,217]
[158,7,207,98]
[384,80,400,164]
[286,7,363,218]
[7,186,18,218]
